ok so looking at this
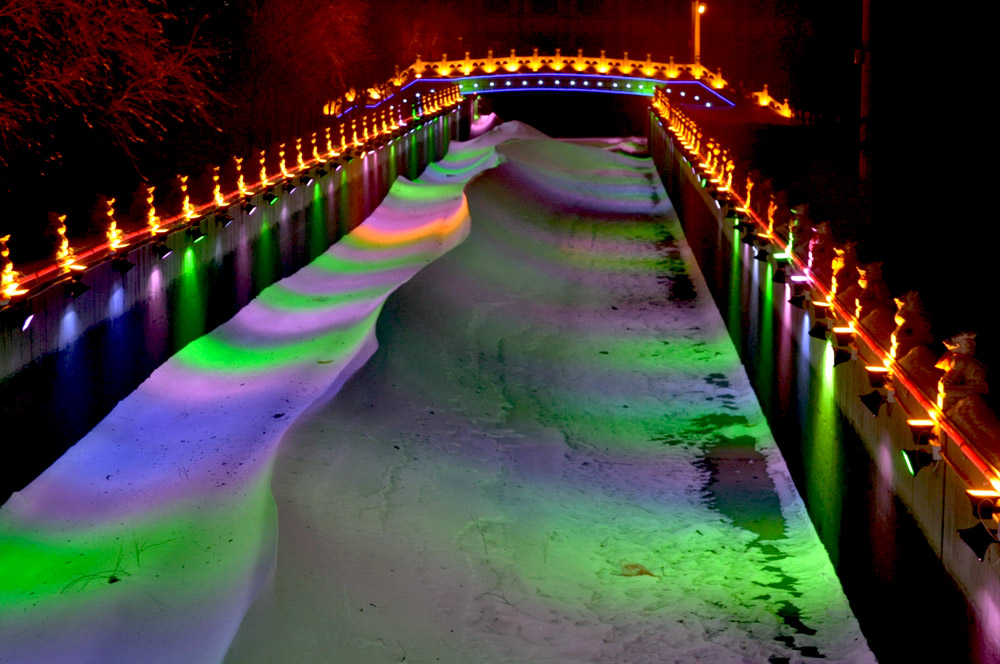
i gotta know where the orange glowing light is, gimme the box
[212,167,226,207]
[505,49,519,72]
[179,175,195,221]
[235,157,250,197]
[55,215,84,272]
[105,197,127,251]
[325,127,334,157]
[720,159,734,192]
[146,186,163,235]
[0,235,28,300]
[279,144,290,178]
[295,138,305,170]
[698,3,707,14]
[312,132,320,161]
[259,150,269,185]
[829,249,845,303]
[1,263,27,299]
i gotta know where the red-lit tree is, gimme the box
[0,0,220,167]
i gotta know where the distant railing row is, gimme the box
[651,87,1000,523]
[403,47,729,90]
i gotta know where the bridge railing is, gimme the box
[0,86,463,313]
[650,85,1000,519]
[401,48,728,91]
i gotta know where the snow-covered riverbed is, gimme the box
[1,122,874,664]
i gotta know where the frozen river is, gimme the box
[1,122,875,663]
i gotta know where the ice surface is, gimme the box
[224,132,876,663]
[0,121,876,664]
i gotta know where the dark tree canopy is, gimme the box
[0,0,221,168]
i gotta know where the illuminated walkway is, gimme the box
[224,131,875,663]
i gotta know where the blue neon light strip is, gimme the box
[420,74,734,108]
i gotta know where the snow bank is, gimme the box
[223,132,877,663]
[0,124,541,662]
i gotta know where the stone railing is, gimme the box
[0,86,463,310]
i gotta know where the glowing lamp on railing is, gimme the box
[279,143,291,178]
[212,167,226,207]
[763,199,777,238]
[712,68,725,90]
[832,326,854,348]
[235,157,250,197]
[295,137,305,170]
[325,127,335,156]
[505,50,519,72]
[810,300,832,320]
[906,419,937,445]
[0,235,28,302]
[106,198,127,252]
[864,365,891,388]
[179,175,195,221]
[1,261,28,302]
[756,84,772,107]
[967,490,1000,520]
[55,215,84,272]
[259,150,269,185]
[146,186,163,236]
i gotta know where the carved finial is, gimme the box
[936,332,988,411]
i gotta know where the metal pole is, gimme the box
[692,2,705,66]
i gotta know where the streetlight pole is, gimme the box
[691,2,707,66]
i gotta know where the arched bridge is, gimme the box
[404,48,735,109]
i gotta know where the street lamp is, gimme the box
[692,2,707,66]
